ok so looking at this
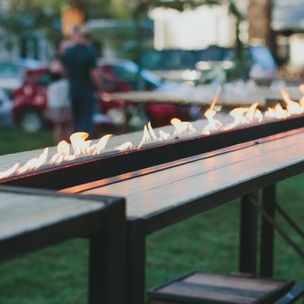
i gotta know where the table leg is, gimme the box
[239,192,259,275]
[88,201,126,304]
[126,219,146,304]
[260,184,276,277]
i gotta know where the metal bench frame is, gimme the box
[0,185,126,304]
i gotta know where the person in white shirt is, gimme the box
[46,58,71,143]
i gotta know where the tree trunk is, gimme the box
[248,0,276,55]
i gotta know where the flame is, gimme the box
[58,140,71,157]
[225,108,250,130]
[0,163,20,179]
[265,103,289,120]
[159,129,171,141]
[225,102,264,130]
[171,118,196,135]
[90,134,113,155]
[202,87,223,135]
[50,140,75,165]
[115,141,133,151]
[70,132,91,156]
[281,88,303,115]
[138,122,158,148]
[245,102,263,122]
[2,87,304,180]
[17,148,49,175]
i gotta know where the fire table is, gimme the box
[0,186,126,304]
[1,91,304,304]
[71,128,304,304]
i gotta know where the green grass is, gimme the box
[0,130,303,303]
[0,129,53,155]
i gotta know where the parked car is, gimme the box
[142,45,277,85]
[0,59,43,93]
[12,59,191,132]
[0,62,24,92]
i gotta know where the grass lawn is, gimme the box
[0,129,303,303]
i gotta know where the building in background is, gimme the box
[272,0,304,70]
[149,4,237,50]
[0,0,54,63]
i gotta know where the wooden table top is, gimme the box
[0,189,105,241]
[82,130,304,228]
[107,86,302,107]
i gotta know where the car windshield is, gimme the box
[142,50,195,70]
[0,63,23,77]
[112,62,161,88]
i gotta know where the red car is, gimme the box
[12,59,190,132]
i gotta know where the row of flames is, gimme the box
[1,86,304,180]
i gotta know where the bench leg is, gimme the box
[89,201,126,304]
[126,219,146,304]
[260,184,276,277]
[239,192,259,275]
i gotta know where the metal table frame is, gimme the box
[0,186,126,304]
[124,163,304,304]
[2,127,304,304]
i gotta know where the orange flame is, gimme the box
[90,134,113,155]
[50,140,75,165]
[225,107,250,130]
[202,87,222,135]
[17,148,49,175]
[159,129,171,141]
[281,88,303,115]
[265,103,289,120]
[70,132,91,156]
[245,102,263,122]
[171,118,196,135]
[0,163,20,179]
[2,87,304,180]
[225,102,263,130]
[115,141,133,151]
[138,122,158,148]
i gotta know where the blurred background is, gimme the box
[0,0,303,134]
[0,2,303,303]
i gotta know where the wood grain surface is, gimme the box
[82,131,304,219]
[148,272,292,304]
[0,191,104,241]
[107,86,302,107]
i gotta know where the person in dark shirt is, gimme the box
[63,27,101,136]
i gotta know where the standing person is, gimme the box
[62,27,102,137]
[46,57,71,144]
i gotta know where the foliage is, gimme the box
[0,0,133,46]
[0,0,63,45]
[86,0,133,19]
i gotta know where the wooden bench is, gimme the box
[0,186,126,304]
[147,272,294,304]
[78,129,304,304]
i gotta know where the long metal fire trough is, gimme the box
[0,114,304,190]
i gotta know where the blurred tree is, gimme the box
[87,0,133,19]
[248,0,276,54]
[0,0,64,46]
[0,0,133,45]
